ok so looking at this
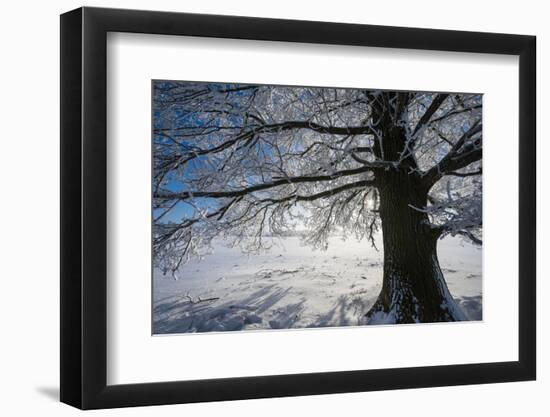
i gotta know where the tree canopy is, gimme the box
[152,82,482,277]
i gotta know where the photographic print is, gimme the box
[152,81,482,334]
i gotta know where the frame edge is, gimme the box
[60,7,84,409]
[518,34,537,380]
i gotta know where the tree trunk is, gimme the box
[365,170,465,324]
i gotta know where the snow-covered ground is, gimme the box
[153,235,482,334]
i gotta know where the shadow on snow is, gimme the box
[153,282,482,335]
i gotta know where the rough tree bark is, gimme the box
[364,120,465,323]
[365,171,464,323]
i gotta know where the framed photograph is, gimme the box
[60,6,536,409]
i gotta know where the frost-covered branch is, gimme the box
[421,176,482,245]
[152,82,482,274]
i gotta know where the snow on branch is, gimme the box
[418,176,482,245]
[152,82,482,274]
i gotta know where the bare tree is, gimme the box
[152,81,482,324]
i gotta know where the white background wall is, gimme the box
[0,0,545,415]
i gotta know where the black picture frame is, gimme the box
[60,6,536,410]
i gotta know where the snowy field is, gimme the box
[153,235,482,334]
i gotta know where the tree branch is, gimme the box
[411,94,449,137]
[257,179,376,204]
[156,166,376,201]
[156,120,373,137]
[423,120,482,187]
[444,168,482,178]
